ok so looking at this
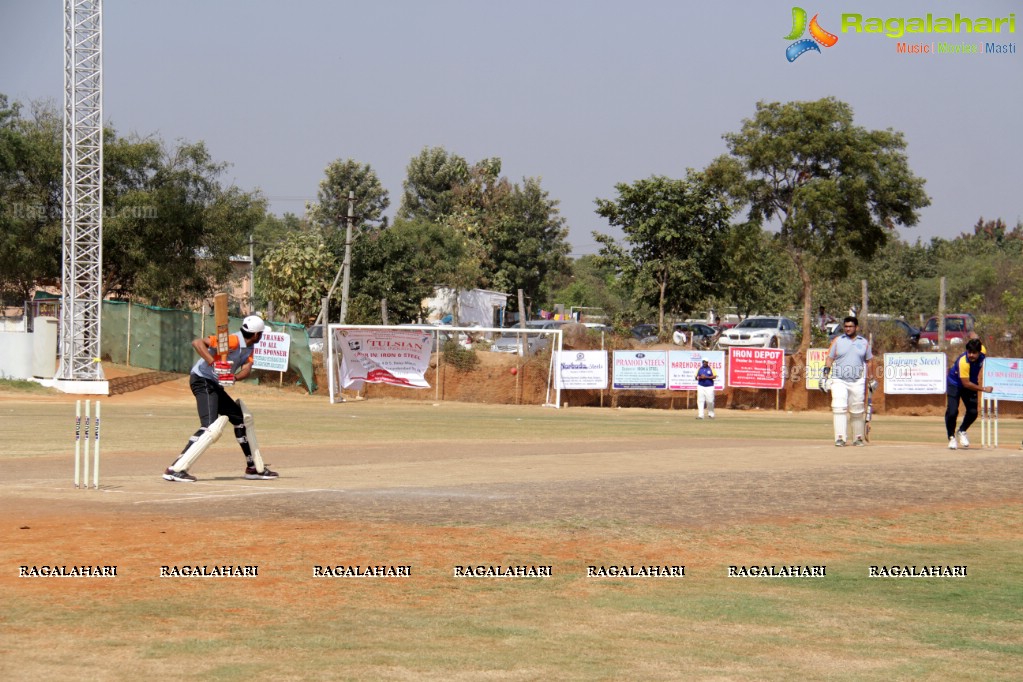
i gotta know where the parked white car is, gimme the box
[716,316,799,354]
[491,320,565,355]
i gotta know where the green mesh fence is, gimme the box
[101,301,317,394]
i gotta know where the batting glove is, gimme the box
[819,367,831,395]
[213,361,236,386]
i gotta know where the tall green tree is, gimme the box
[252,212,306,262]
[0,95,266,307]
[255,232,337,322]
[306,157,389,256]
[0,97,62,303]
[485,177,570,309]
[347,218,472,324]
[103,139,266,306]
[303,159,391,322]
[717,222,797,318]
[394,147,571,315]
[708,97,930,351]
[550,254,629,321]
[397,146,470,223]
[593,170,733,333]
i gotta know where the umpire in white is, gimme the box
[822,316,875,447]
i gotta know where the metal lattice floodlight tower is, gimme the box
[58,0,105,387]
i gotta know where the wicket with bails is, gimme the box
[74,399,101,488]
[980,395,998,449]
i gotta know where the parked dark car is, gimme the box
[631,323,659,344]
[672,322,719,349]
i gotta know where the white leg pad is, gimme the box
[850,411,866,440]
[833,413,848,442]
[238,400,264,473]
[171,415,228,473]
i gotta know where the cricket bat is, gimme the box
[212,293,235,386]
[864,378,874,442]
[213,293,230,361]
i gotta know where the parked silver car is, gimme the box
[716,316,799,354]
[491,320,565,355]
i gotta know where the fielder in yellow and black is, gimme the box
[163,315,278,482]
[944,337,993,450]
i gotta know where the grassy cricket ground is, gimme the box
[1,375,1022,681]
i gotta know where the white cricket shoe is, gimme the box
[957,430,970,449]
[947,436,958,450]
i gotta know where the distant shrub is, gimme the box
[442,340,480,372]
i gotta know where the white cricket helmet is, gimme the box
[241,315,266,334]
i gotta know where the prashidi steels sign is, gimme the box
[785,8,1016,61]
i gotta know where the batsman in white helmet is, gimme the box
[821,315,875,448]
[163,315,279,482]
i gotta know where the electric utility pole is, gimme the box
[338,191,355,324]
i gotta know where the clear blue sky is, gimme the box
[2,0,1019,255]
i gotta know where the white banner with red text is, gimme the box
[335,328,433,389]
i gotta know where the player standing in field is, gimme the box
[694,359,717,419]
[163,315,279,482]
[822,316,875,447]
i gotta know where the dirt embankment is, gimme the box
[315,336,971,418]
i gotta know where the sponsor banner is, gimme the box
[883,353,946,394]
[612,350,668,390]
[252,331,291,372]
[805,348,829,390]
[668,350,725,391]
[555,350,609,390]
[984,357,1023,402]
[727,348,785,389]
[336,328,432,389]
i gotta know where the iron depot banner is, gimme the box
[555,350,609,390]
[726,348,785,389]
[612,350,668,390]
[883,353,947,394]
[336,328,432,389]
[805,348,829,391]
[984,357,1023,402]
[668,350,725,391]
[252,331,290,372]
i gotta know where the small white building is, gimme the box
[423,287,509,328]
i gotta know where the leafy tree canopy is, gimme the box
[593,170,733,334]
[0,94,266,308]
[255,232,336,322]
[393,146,570,316]
[707,97,930,350]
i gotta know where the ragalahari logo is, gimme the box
[785,7,839,61]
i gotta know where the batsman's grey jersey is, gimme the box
[190,332,255,381]
[827,334,871,381]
